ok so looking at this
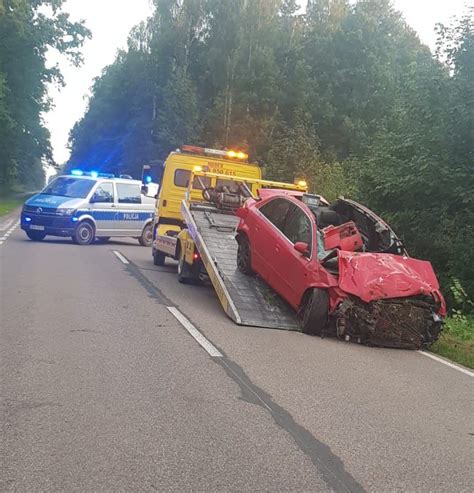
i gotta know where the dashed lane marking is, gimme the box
[0,220,19,246]
[167,306,223,358]
[113,250,130,264]
[418,350,473,377]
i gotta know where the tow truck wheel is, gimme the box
[237,235,253,274]
[177,251,198,284]
[301,288,329,336]
[73,221,95,245]
[153,248,166,266]
[138,223,153,247]
[26,230,46,241]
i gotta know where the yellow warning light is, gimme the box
[193,165,203,173]
[236,151,247,160]
[227,150,237,158]
[297,180,307,188]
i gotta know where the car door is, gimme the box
[116,182,145,234]
[253,197,293,291]
[276,203,316,308]
[89,181,116,235]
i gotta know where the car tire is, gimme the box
[153,248,166,266]
[138,223,153,247]
[301,288,329,336]
[237,235,253,274]
[26,230,46,241]
[73,221,95,245]
[96,236,110,243]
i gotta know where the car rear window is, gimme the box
[258,198,292,232]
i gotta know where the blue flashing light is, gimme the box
[25,217,32,222]
[90,171,99,178]
[71,169,83,176]
[72,217,79,222]
[145,175,152,184]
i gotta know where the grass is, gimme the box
[430,315,474,369]
[0,196,24,217]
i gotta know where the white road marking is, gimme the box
[113,250,129,264]
[167,306,223,358]
[418,350,473,377]
[0,218,14,231]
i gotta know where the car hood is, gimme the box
[337,251,445,314]
[25,194,84,209]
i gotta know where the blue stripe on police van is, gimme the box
[74,210,153,221]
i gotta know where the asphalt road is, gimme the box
[1,212,473,492]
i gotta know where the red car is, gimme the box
[235,192,445,349]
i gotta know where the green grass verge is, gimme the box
[0,196,24,217]
[430,316,474,369]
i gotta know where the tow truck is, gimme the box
[150,145,307,329]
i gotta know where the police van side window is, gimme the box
[117,183,141,204]
[92,182,114,203]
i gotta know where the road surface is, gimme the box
[1,211,473,492]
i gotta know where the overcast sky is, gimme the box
[44,0,470,165]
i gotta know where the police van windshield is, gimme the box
[42,177,95,198]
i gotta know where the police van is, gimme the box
[20,171,156,246]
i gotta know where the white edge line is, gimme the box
[113,250,129,264]
[167,306,223,358]
[417,350,473,377]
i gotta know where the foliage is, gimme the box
[0,0,90,191]
[431,315,474,369]
[67,0,473,304]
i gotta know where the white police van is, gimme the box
[21,171,157,246]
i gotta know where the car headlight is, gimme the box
[57,208,76,216]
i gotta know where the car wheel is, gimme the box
[96,236,110,243]
[153,248,166,266]
[301,288,329,336]
[237,235,253,274]
[74,221,95,245]
[26,230,46,241]
[138,223,153,247]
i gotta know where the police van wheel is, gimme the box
[26,230,46,241]
[153,248,166,266]
[74,221,95,245]
[138,224,153,247]
[96,236,110,243]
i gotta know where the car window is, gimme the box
[283,204,313,255]
[42,177,95,198]
[258,198,292,232]
[92,182,114,203]
[117,183,141,204]
[174,169,211,190]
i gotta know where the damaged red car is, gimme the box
[235,192,445,349]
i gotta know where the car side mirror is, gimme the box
[89,196,96,204]
[294,242,309,255]
[141,185,149,195]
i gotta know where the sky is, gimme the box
[44,0,470,166]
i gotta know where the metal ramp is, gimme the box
[182,201,299,330]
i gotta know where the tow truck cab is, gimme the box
[152,146,262,266]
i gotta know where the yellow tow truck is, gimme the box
[150,145,308,329]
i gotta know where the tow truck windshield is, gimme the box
[42,176,95,198]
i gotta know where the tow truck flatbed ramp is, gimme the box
[182,202,300,330]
